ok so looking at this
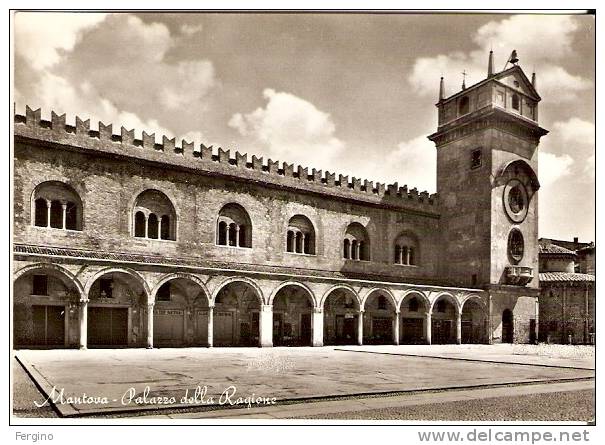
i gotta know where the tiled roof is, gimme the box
[539,243,576,255]
[13,244,458,288]
[539,272,595,283]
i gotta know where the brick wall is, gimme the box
[14,141,441,281]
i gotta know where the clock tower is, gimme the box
[428,51,548,343]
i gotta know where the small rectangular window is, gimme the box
[471,148,482,169]
[32,275,48,296]
[100,278,113,298]
[471,274,478,286]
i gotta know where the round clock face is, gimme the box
[508,228,524,264]
[503,178,529,223]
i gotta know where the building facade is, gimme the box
[12,54,549,349]
[538,239,595,344]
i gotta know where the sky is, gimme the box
[13,11,595,241]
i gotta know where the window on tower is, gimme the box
[459,96,470,115]
[508,228,525,264]
[471,148,482,169]
[512,94,520,111]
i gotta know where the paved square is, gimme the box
[15,345,594,417]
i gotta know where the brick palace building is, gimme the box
[13,52,549,349]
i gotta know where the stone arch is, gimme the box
[460,295,488,344]
[271,281,316,347]
[149,273,211,348]
[399,290,430,345]
[286,214,317,255]
[393,230,421,266]
[430,292,460,314]
[460,294,487,314]
[211,276,264,347]
[31,180,84,231]
[320,284,361,309]
[84,266,150,301]
[14,263,85,300]
[400,290,431,312]
[496,159,540,193]
[132,189,178,240]
[430,292,459,344]
[216,202,253,248]
[343,222,371,261]
[13,263,84,348]
[322,284,362,346]
[361,287,398,345]
[127,185,181,219]
[150,272,211,305]
[211,276,264,306]
[360,287,397,311]
[269,281,317,307]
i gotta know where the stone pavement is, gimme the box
[336,344,595,369]
[14,345,595,417]
[143,380,595,419]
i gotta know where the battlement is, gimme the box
[14,106,439,215]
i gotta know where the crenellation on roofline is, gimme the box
[15,106,439,214]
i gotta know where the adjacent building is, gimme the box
[538,238,595,344]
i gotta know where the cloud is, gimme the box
[408,15,591,102]
[343,135,436,193]
[538,151,574,188]
[540,118,594,181]
[474,15,578,61]
[15,13,216,142]
[181,23,203,36]
[552,118,595,145]
[30,71,173,138]
[229,89,345,168]
[14,12,108,69]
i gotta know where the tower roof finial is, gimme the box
[461,70,467,90]
[488,50,494,77]
[503,49,519,70]
[439,76,445,101]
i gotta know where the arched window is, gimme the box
[394,232,419,266]
[134,211,146,237]
[133,190,177,240]
[378,295,387,310]
[32,181,83,231]
[217,203,252,248]
[160,215,170,240]
[343,239,351,259]
[148,213,159,239]
[512,94,520,111]
[286,215,316,254]
[459,96,470,115]
[344,223,370,261]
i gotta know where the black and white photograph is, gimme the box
[8,6,598,441]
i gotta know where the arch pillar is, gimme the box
[259,304,273,347]
[393,310,400,345]
[146,303,154,349]
[207,305,214,348]
[79,299,88,350]
[456,310,462,345]
[357,310,364,345]
[312,307,324,347]
[45,199,52,228]
[425,311,432,345]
